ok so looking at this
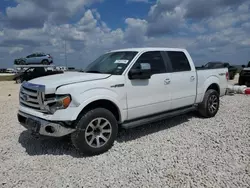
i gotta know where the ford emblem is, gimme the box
[23,94,28,101]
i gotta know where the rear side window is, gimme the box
[37,53,46,57]
[167,51,191,72]
[132,51,167,74]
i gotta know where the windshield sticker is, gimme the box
[114,60,129,64]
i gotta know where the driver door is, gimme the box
[26,54,36,64]
[126,51,172,120]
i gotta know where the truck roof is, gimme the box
[110,47,187,53]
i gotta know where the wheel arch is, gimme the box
[206,83,220,95]
[78,99,121,121]
[72,97,124,124]
[41,59,49,63]
[199,76,221,102]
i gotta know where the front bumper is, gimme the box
[18,111,75,137]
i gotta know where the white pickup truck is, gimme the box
[18,48,229,155]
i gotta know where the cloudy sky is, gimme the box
[0,0,250,68]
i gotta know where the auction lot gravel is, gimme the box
[0,81,249,188]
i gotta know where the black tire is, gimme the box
[198,89,220,118]
[20,60,26,65]
[229,75,235,80]
[42,60,49,65]
[71,108,118,156]
[16,77,23,84]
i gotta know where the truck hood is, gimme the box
[28,72,111,93]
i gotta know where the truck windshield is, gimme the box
[84,51,138,75]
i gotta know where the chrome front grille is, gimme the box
[19,82,47,112]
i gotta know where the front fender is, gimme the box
[71,88,127,122]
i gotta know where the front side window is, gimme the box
[131,51,167,74]
[167,51,191,72]
[27,54,36,58]
[84,51,138,75]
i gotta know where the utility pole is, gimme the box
[64,40,68,70]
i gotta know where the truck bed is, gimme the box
[195,68,228,103]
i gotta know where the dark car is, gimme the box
[13,67,63,83]
[202,62,238,80]
[238,61,250,86]
[14,53,53,65]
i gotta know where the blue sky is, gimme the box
[0,0,250,68]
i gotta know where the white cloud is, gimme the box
[5,0,103,29]
[127,0,149,3]
[9,47,23,54]
[124,18,148,44]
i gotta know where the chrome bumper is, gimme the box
[18,111,75,137]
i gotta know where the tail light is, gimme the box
[226,72,229,80]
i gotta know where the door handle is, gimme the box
[190,76,195,81]
[164,78,171,85]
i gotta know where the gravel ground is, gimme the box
[0,81,249,188]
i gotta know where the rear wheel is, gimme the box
[198,89,220,118]
[229,74,235,80]
[42,60,49,65]
[71,108,118,156]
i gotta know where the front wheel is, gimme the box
[16,77,23,84]
[20,60,26,65]
[198,89,220,118]
[71,108,118,156]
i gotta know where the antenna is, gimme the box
[65,40,68,70]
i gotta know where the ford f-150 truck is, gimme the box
[17,48,229,155]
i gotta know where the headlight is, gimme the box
[49,94,71,113]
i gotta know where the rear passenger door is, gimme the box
[36,53,46,63]
[165,51,197,109]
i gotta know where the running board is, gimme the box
[121,106,196,129]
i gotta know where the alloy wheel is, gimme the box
[208,95,218,114]
[85,118,112,148]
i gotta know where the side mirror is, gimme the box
[128,63,151,80]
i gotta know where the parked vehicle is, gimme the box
[14,53,53,65]
[239,62,250,86]
[17,48,228,155]
[13,67,63,83]
[0,69,7,73]
[200,62,237,80]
